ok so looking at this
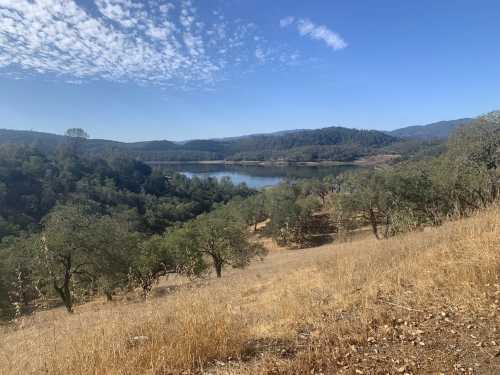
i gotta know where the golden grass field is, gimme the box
[0,206,499,374]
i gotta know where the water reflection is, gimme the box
[152,163,360,189]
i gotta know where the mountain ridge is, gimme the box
[0,126,396,162]
[0,115,484,162]
[388,118,473,140]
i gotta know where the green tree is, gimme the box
[34,205,97,313]
[448,113,500,202]
[334,171,392,239]
[0,248,13,319]
[86,216,142,301]
[189,208,266,278]
[264,184,320,246]
[299,179,329,205]
[64,128,89,155]
[231,195,268,231]
[131,227,205,297]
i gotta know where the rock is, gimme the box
[128,335,150,347]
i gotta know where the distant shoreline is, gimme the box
[146,154,398,167]
[147,160,355,167]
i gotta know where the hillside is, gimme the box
[0,126,398,162]
[390,118,473,140]
[1,206,498,374]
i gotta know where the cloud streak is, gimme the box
[0,0,283,88]
[281,17,347,51]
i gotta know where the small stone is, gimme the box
[128,335,150,347]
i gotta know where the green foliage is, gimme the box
[228,195,268,231]
[0,144,253,240]
[0,126,398,162]
[64,128,89,140]
[133,205,267,284]
[187,208,267,278]
[2,113,499,318]
[330,112,500,239]
[85,216,142,301]
[0,135,257,316]
[264,184,321,246]
[33,205,100,312]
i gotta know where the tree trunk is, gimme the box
[213,258,223,278]
[54,279,73,314]
[105,290,113,302]
[383,215,391,239]
[369,208,380,240]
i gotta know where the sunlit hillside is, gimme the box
[1,206,498,375]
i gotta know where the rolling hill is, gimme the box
[1,113,486,163]
[389,118,473,140]
[0,126,398,163]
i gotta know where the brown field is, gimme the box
[1,207,499,374]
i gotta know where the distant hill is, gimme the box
[0,126,398,163]
[0,129,66,152]
[223,126,397,162]
[389,118,473,140]
[208,129,308,142]
[478,110,500,123]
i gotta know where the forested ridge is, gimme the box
[1,117,474,163]
[388,118,473,140]
[2,126,399,162]
[0,111,499,319]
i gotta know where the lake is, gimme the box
[152,163,360,189]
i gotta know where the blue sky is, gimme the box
[0,0,499,142]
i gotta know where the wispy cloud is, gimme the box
[280,17,347,51]
[0,0,289,89]
[279,16,295,28]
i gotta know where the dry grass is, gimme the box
[1,207,499,374]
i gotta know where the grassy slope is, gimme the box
[1,207,499,374]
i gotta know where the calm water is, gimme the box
[152,163,360,189]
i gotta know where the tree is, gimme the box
[332,171,392,239]
[230,195,268,231]
[0,236,38,319]
[0,248,14,319]
[63,128,89,157]
[299,179,329,205]
[188,208,266,278]
[86,216,141,301]
[264,184,320,246]
[33,205,98,312]
[130,227,205,297]
[65,128,89,139]
[448,113,500,202]
[449,112,500,170]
